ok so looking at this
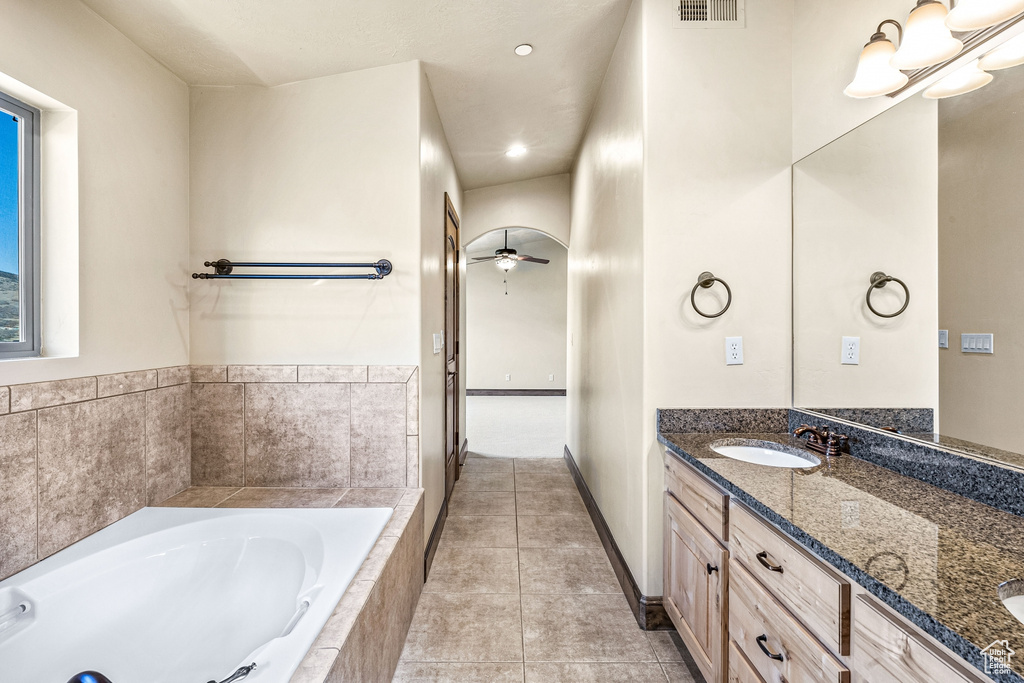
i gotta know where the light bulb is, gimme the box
[979,32,1024,70]
[922,59,993,98]
[892,0,964,70]
[946,0,1024,31]
[845,34,909,98]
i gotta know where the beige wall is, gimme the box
[188,63,422,366]
[466,234,567,390]
[463,175,571,247]
[0,0,189,385]
[794,96,938,412]
[641,0,794,594]
[939,66,1024,453]
[568,0,646,593]
[418,67,463,540]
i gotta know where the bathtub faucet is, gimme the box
[207,663,256,683]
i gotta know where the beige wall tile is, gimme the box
[368,365,416,383]
[37,394,146,557]
[216,487,347,508]
[11,377,96,412]
[244,383,350,487]
[190,365,227,382]
[298,365,368,383]
[97,370,158,397]
[157,365,190,387]
[353,535,399,583]
[336,488,406,508]
[291,646,341,683]
[350,383,407,487]
[407,435,419,488]
[406,367,419,435]
[228,364,297,382]
[0,412,37,580]
[315,579,374,650]
[145,385,191,505]
[157,486,240,507]
[0,386,10,415]
[191,383,244,486]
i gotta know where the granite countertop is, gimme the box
[659,431,1024,683]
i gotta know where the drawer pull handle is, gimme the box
[706,563,718,575]
[756,634,784,662]
[756,551,784,573]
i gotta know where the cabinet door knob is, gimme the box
[756,634,785,662]
[756,551,784,573]
[706,563,718,575]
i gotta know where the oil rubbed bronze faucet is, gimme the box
[793,424,848,457]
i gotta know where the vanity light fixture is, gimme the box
[979,31,1024,69]
[891,0,964,70]
[946,0,1024,31]
[922,58,994,97]
[514,44,533,56]
[845,20,910,98]
[505,144,527,158]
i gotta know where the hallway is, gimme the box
[395,455,702,682]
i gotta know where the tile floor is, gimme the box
[394,455,705,682]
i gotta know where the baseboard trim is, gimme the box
[424,498,448,580]
[466,389,566,397]
[563,445,672,631]
[459,438,469,466]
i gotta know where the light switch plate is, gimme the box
[842,336,860,365]
[432,332,444,355]
[961,333,994,354]
[939,330,948,349]
[725,337,743,365]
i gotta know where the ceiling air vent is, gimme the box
[676,0,745,29]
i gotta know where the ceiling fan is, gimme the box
[469,230,550,271]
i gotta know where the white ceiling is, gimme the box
[79,0,632,190]
[466,227,561,255]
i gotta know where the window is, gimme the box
[0,90,40,358]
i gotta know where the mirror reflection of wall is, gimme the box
[793,57,1024,462]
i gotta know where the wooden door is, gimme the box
[444,193,460,502]
[665,493,729,683]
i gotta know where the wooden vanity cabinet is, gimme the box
[665,491,729,683]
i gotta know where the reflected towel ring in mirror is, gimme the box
[866,271,910,318]
[690,271,732,318]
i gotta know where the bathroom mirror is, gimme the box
[792,60,1024,470]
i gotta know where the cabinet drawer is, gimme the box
[665,454,729,542]
[729,639,766,683]
[730,562,850,683]
[853,595,987,683]
[730,502,850,655]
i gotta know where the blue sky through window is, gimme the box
[0,113,19,276]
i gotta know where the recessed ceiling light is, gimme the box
[514,44,533,56]
[505,145,527,158]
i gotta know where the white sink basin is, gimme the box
[710,442,821,469]
[1000,580,1024,626]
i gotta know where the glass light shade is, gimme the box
[496,256,517,271]
[946,0,1024,31]
[845,37,910,97]
[892,1,964,70]
[922,59,994,98]
[979,32,1024,70]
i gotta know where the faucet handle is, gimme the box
[825,433,848,456]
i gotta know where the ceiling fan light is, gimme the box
[922,59,994,98]
[946,0,1024,31]
[979,32,1024,70]
[845,34,910,98]
[891,0,964,70]
[496,255,518,271]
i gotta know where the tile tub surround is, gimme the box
[0,367,191,581]
[789,408,1024,517]
[659,431,1024,683]
[158,486,425,683]
[190,365,419,489]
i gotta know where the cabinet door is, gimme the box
[665,492,729,683]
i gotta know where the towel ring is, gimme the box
[690,271,732,319]
[866,272,909,318]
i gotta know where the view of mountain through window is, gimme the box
[0,112,19,342]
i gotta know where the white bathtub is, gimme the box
[0,506,393,683]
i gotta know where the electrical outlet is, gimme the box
[505,373,511,381]
[939,330,948,349]
[725,337,743,365]
[549,374,554,382]
[842,336,860,365]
